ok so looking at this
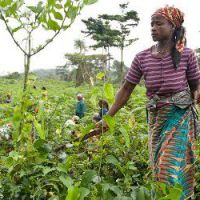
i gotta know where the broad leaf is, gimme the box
[53,10,63,20]
[104,83,114,103]
[84,0,98,5]
[59,176,73,188]
[48,19,60,31]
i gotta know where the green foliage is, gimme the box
[0,78,200,199]
[103,83,114,103]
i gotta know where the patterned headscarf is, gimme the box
[152,6,185,53]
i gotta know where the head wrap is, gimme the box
[77,94,84,100]
[152,6,186,68]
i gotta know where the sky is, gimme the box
[0,0,200,75]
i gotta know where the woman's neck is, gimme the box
[157,40,174,50]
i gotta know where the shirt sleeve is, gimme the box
[186,50,200,88]
[125,55,143,85]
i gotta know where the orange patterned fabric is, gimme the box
[153,6,185,53]
[153,6,184,28]
[148,105,195,199]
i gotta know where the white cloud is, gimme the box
[0,0,199,74]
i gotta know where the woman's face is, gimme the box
[151,15,174,42]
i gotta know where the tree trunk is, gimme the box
[107,46,111,81]
[19,33,31,137]
[120,47,124,82]
[76,64,84,86]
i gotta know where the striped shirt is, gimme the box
[125,47,200,98]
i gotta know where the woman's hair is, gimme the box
[172,26,186,69]
[99,99,109,110]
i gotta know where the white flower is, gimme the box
[65,143,73,148]
[65,120,75,127]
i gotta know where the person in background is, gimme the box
[75,94,86,118]
[93,99,109,122]
[5,94,12,103]
[41,86,48,100]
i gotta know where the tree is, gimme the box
[65,53,107,86]
[111,60,128,82]
[0,0,98,140]
[100,2,139,81]
[74,39,87,53]
[82,17,119,78]
[0,0,97,91]
[62,39,107,86]
[6,72,21,79]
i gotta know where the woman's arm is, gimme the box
[107,80,136,117]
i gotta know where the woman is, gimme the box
[101,6,200,199]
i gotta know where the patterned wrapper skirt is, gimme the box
[148,105,196,199]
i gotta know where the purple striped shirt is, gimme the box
[125,47,200,98]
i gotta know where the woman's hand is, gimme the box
[193,87,200,105]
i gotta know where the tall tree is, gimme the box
[0,0,98,140]
[100,2,139,81]
[64,53,107,86]
[0,0,97,91]
[63,40,107,86]
[82,17,119,78]
[111,60,128,82]
[74,39,87,53]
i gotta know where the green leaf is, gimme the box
[48,19,60,31]
[119,125,130,148]
[34,119,45,139]
[39,13,47,23]
[59,176,73,188]
[105,155,125,175]
[83,0,98,5]
[9,151,22,161]
[158,182,167,195]
[27,6,38,13]
[103,115,115,132]
[80,123,95,136]
[43,167,56,175]
[8,2,17,15]
[33,139,51,154]
[168,185,182,200]
[105,155,119,165]
[126,161,137,171]
[96,72,105,80]
[48,0,55,6]
[79,187,90,200]
[12,26,22,33]
[66,6,78,20]
[57,163,68,174]
[55,4,63,9]
[136,187,146,200]
[104,83,114,103]
[65,186,80,200]
[0,0,12,8]
[53,10,63,20]
[64,0,71,8]
[80,170,97,187]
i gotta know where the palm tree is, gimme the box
[74,39,87,54]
